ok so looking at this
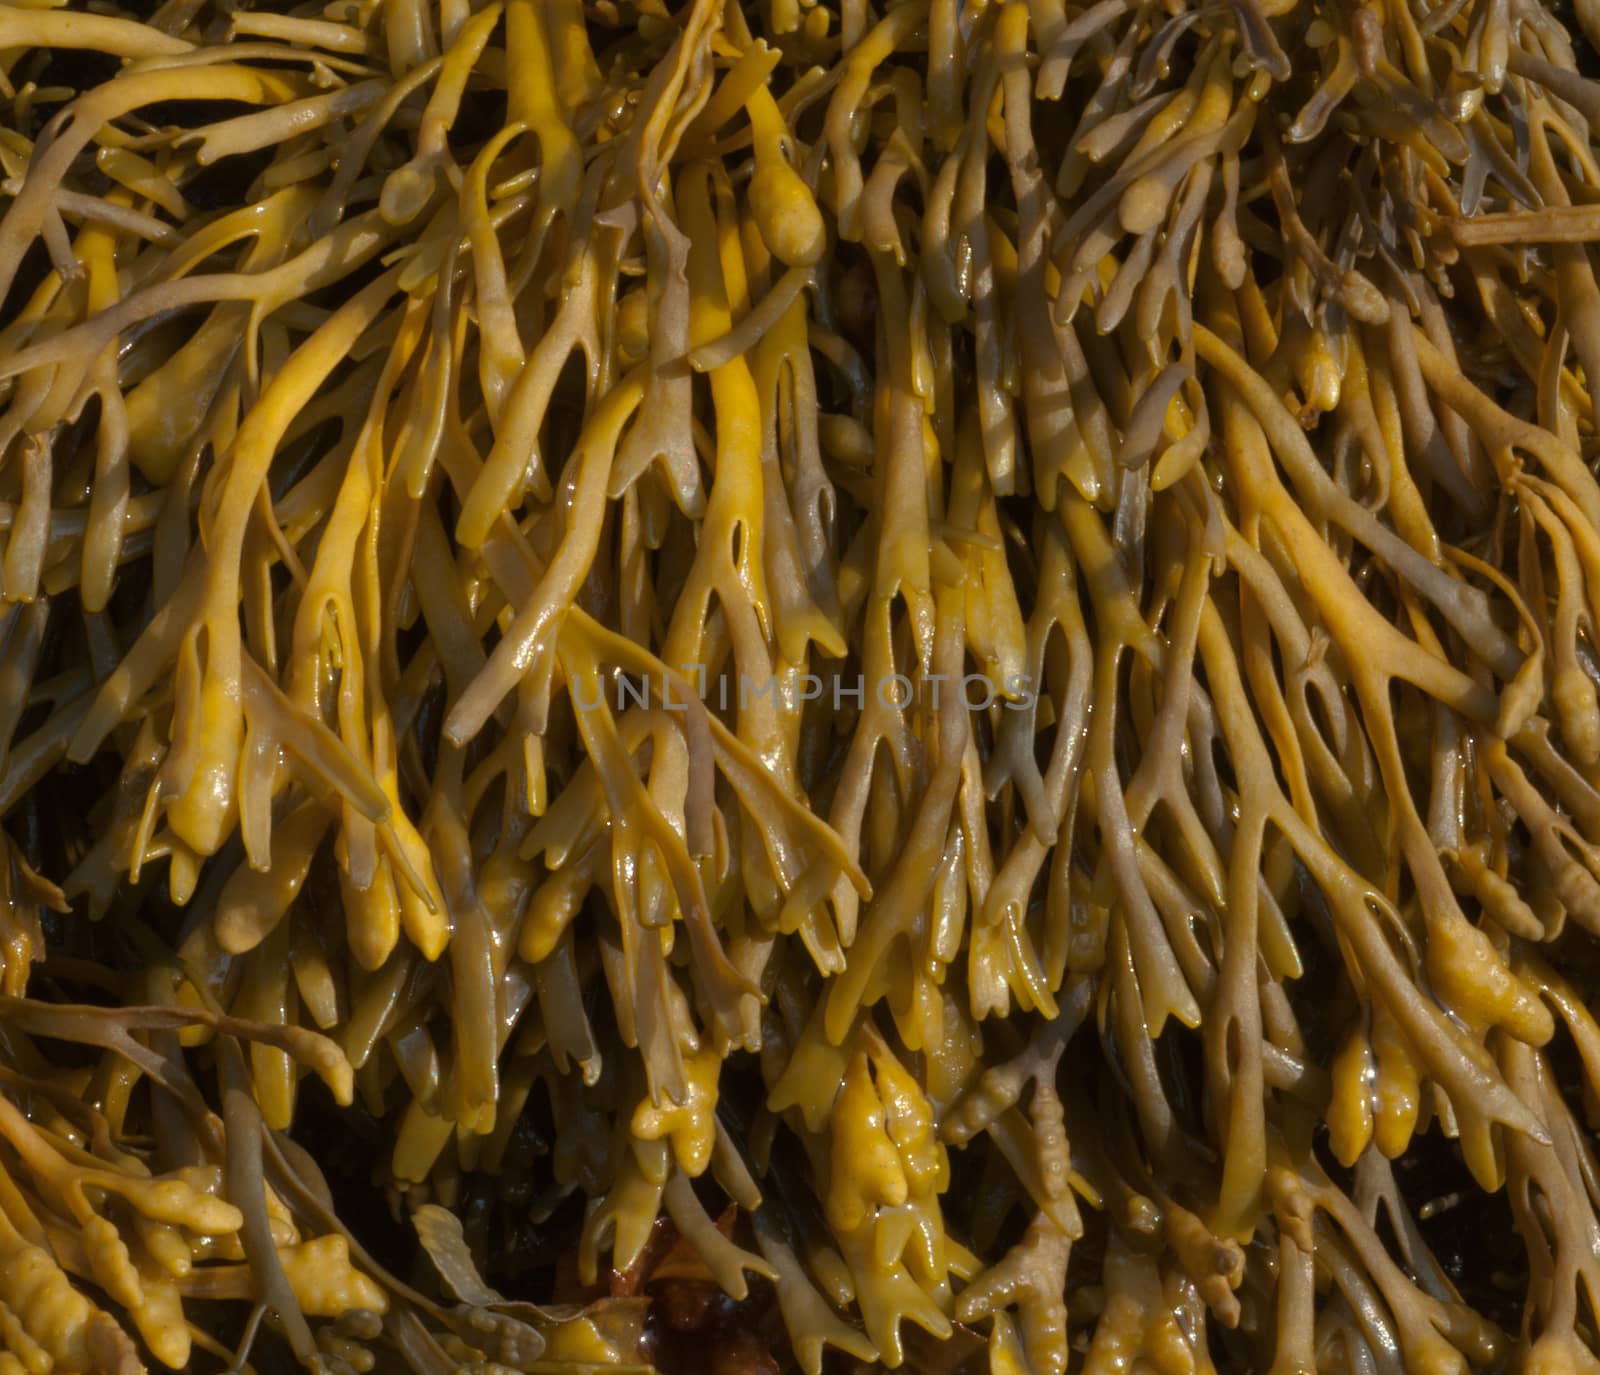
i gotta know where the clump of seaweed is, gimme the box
[2,0,1600,1370]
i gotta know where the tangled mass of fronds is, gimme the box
[7,0,1600,1369]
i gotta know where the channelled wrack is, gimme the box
[0,0,1599,1371]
